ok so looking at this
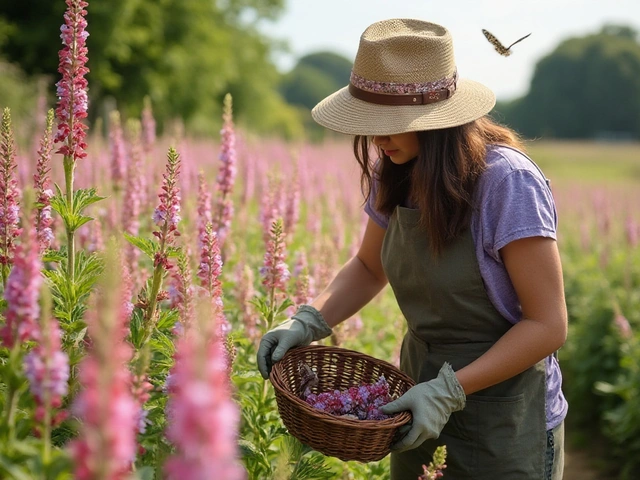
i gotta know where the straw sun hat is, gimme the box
[311,19,496,136]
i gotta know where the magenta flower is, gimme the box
[152,148,182,270]
[164,328,245,480]
[212,94,237,246]
[614,313,633,339]
[197,223,229,336]
[233,261,259,343]
[54,0,89,162]
[69,266,138,480]
[23,315,69,423]
[293,250,315,309]
[33,109,55,253]
[304,375,393,420]
[109,111,127,192]
[141,96,156,155]
[0,108,22,281]
[170,251,195,327]
[1,220,42,349]
[260,218,290,294]
[196,171,212,245]
[284,169,301,236]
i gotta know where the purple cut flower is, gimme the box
[303,375,393,420]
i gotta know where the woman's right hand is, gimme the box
[257,305,333,379]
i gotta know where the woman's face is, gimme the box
[371,132,420,165]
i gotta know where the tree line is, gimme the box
[0,2,638,141]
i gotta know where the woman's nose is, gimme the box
[372,135,389,146]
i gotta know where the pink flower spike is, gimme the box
[69,248,138,480]
[0,107,22,278]
[260,218,290,295]
[54,0,90,162]
[164,316,245,480]
[1,217,42,348]
[212,94,237,246]
[33,109,55,253]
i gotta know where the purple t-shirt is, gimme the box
[364,144,567,430]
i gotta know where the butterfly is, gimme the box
[482,29,532,56]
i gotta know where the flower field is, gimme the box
[0,1,639,479]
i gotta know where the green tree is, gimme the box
[495,25,640,140]
[0,0,302,137]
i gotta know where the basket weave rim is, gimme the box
[270,344,414,428]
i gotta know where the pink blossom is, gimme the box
[197,223,229,336]
[196,171,212,245]
[69,261,138,480]
[1,221,41,348]
[164,327,245,480]
[152,148,182,270]
[141,96,156,155]
[23,316,69,423]
[54,0,89,162]
[614,313,633,339]
[212,94,237,246]
[109,111,127,192]
[284,170,301,237]
[122,122,144,283]
[260,218,290,294]
[234,261,259,343]
[293,250,315,307]
[33,109,55,253]
[0,107,22,276]
[625,216,638,248]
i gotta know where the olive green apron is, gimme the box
[381,206,547,480]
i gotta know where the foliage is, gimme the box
[496,24,640,140]
[0,0,300,138]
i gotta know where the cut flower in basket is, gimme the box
[298,362,395,420]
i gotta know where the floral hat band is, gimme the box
[348,69,458,106]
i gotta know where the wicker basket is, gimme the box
[270,344,415,462]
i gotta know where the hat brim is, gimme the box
[311,78,496,136]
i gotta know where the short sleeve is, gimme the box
[363,173,390,229]
[481,169,557,262]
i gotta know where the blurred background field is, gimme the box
[0,1,639,479]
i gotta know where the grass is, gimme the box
[526,140,640,185]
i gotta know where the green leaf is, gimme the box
[124,233,158,260]
[42,249,66,264]
[134,466,155,480]
[73,188,106,212]
[238,439,261,459]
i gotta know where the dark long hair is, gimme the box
[353,116,525,256]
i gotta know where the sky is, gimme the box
[259,0,640,101]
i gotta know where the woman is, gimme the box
[257,18,567,479]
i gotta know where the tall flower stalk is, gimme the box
[69,245,138,480]
[164,300,245,480]
[0,216,42,445]
[212,93,237,246]
[54,0,90,283]
[0,107,21,287]
[24,290,70,464]
[259,218,290,330]
[139,147,182,350]
[34,109,55,254]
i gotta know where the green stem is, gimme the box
[3,343,22,444]
[64,156,75,284]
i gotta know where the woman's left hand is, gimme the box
[380,362,466,452]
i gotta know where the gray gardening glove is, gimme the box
[380,362,466,453]
[257,305,332,379]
